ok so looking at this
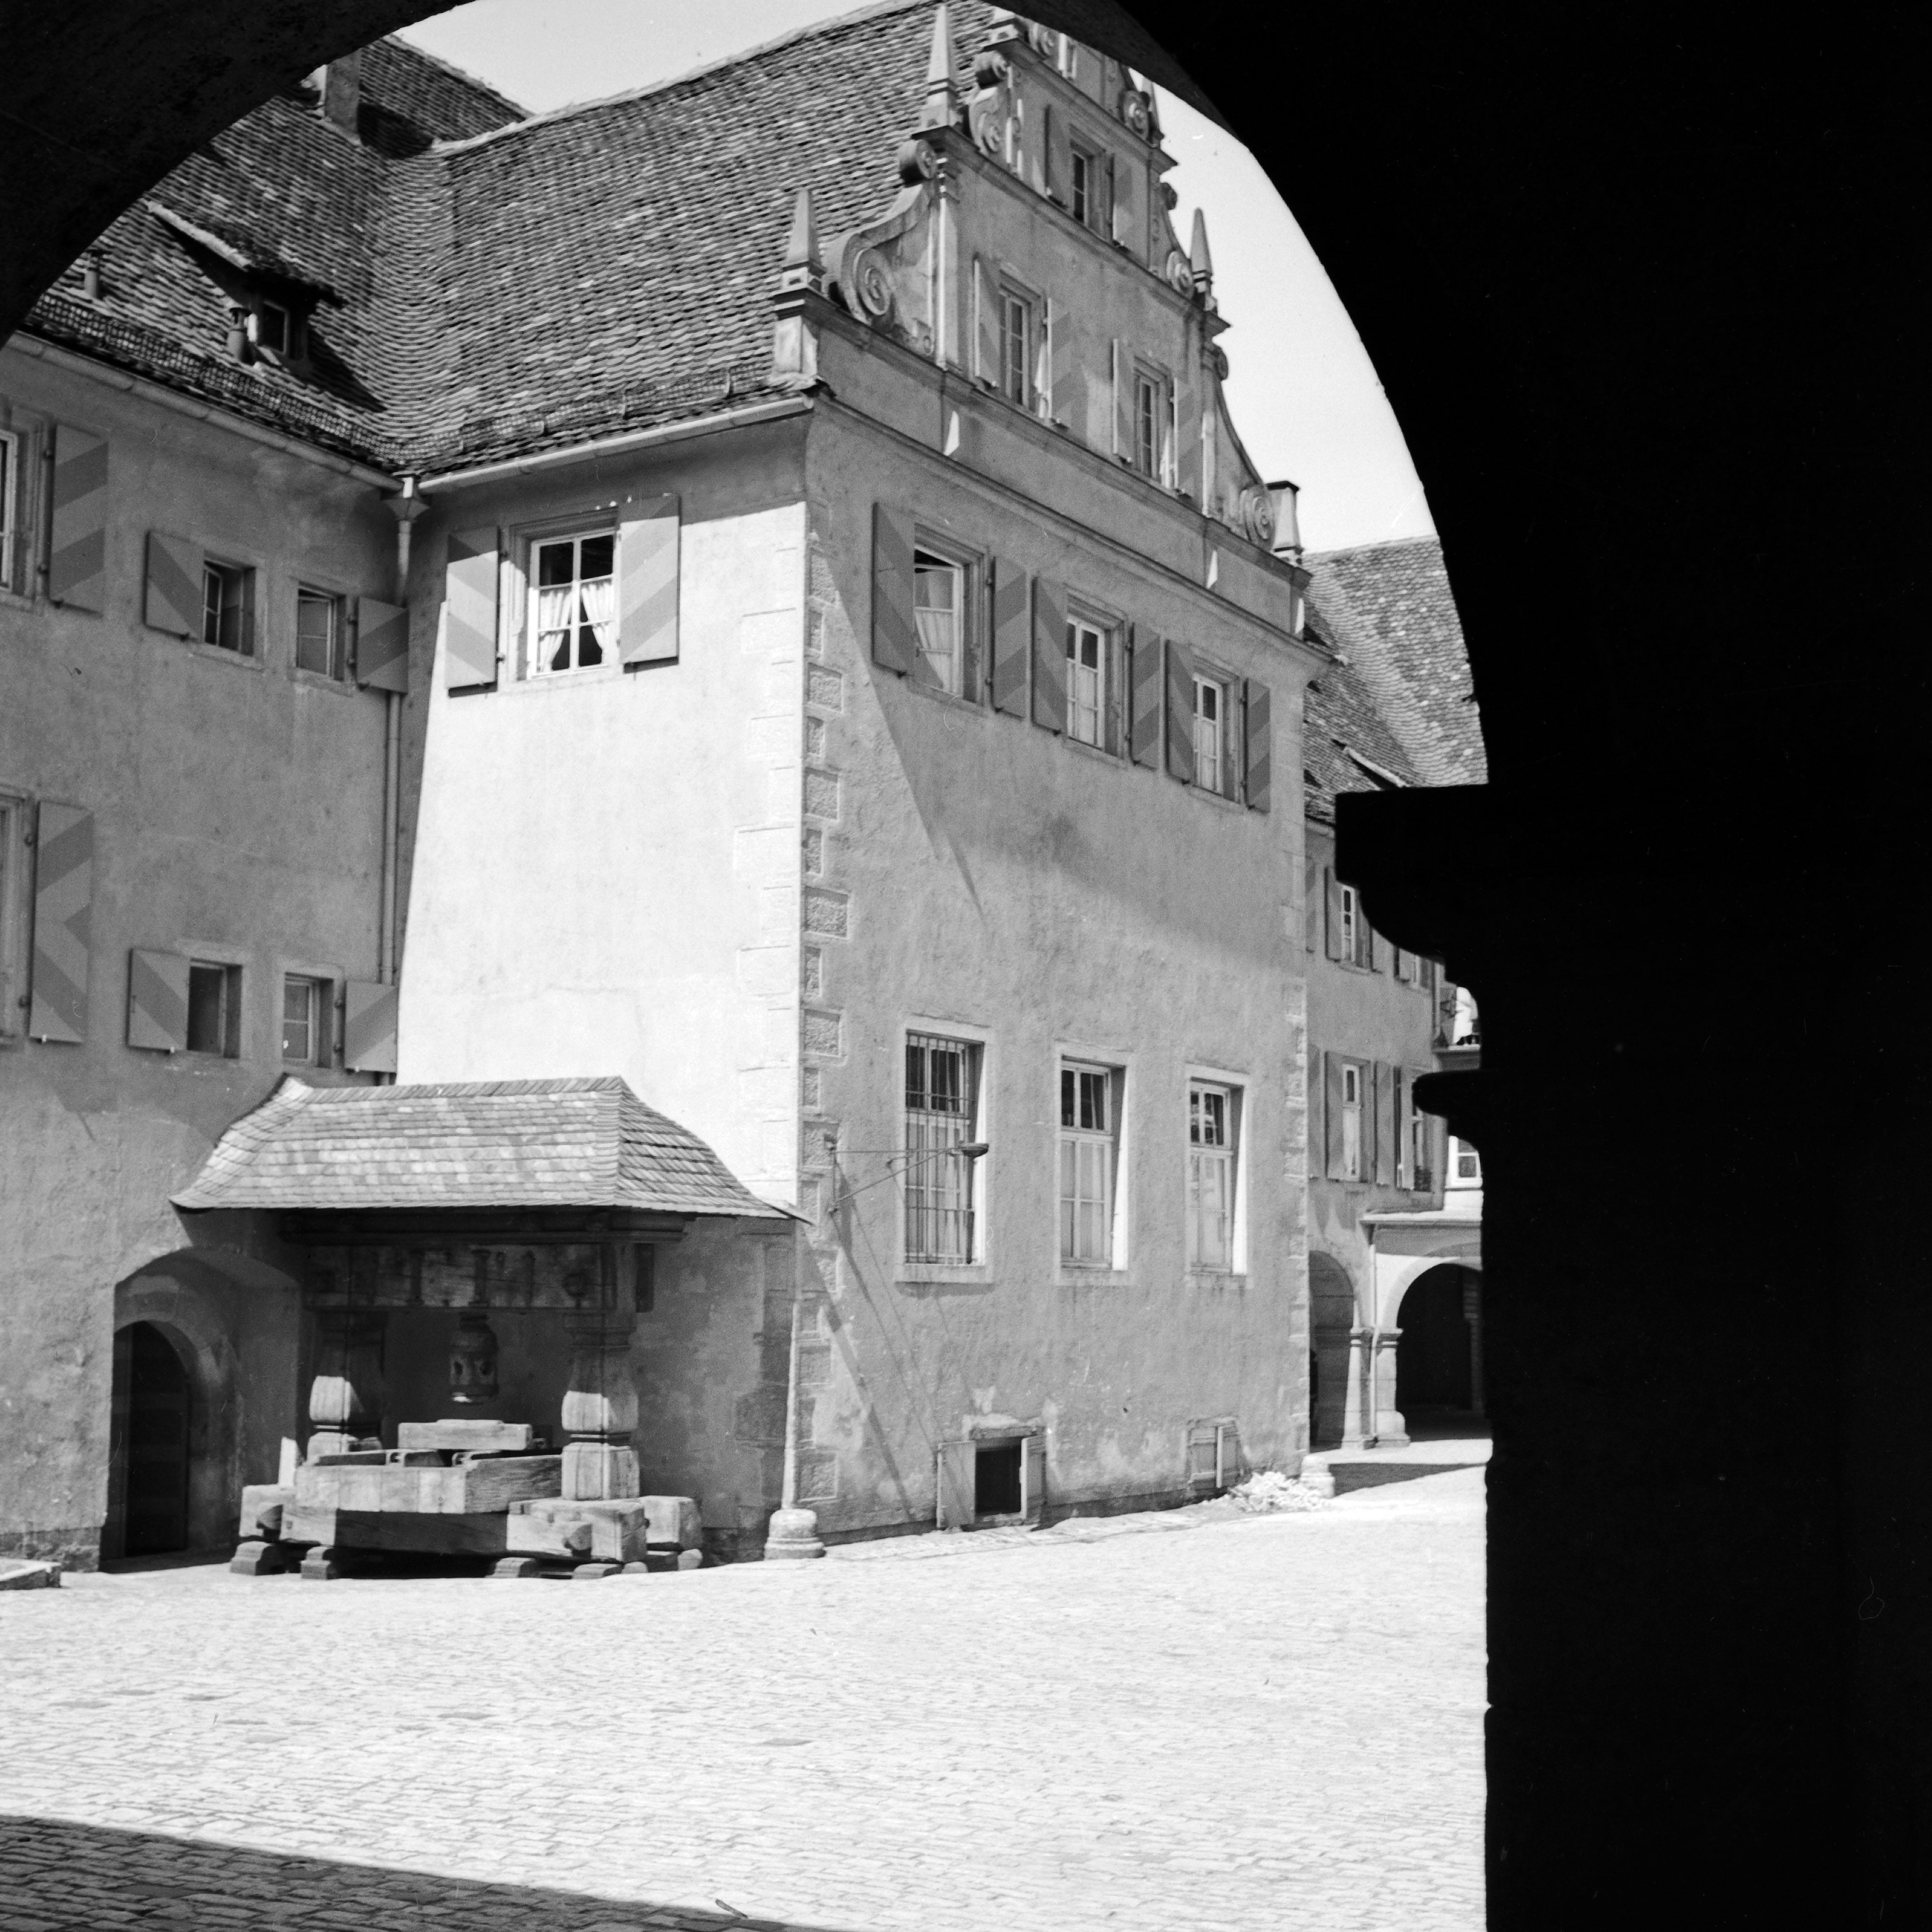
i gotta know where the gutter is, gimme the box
[6,331,397,488]
[417,396,814,493]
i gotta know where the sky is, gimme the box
[398,0,1432,553]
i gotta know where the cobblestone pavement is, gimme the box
[0,1469,1485,1932]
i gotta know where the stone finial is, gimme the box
[777,185,824,294]
[920,1,960,130]
[1190,208,1214,295]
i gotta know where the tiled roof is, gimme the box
[19,4,1003,474]
[1302,651,1425,826]
[1302,537,1488,788]
[172,1076,792,1219]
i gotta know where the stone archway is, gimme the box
[104,1250,303,1563]
[1393,1264,1483,1435]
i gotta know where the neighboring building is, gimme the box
[2,5,1328,1568]
[1299,536,1486,1448]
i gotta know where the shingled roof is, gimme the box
[1301,651,1426,825]
[1302,537,1489,789]
[21,2,1003,474]
[172,1076,793,1218]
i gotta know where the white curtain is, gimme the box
[580,571,616,653]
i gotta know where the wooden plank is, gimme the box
[453,1455,563,1513]
[397,1420,534,1454]
[284,1509,521,1558]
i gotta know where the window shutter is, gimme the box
[618,493,680,666]
[1221,685,1240,800]
[1021,1432,1045,1525]
[443,528,499,689]
[126,948,189,1052]
[1305,1024,1323,1159]
[48,425,108,611]
[1324,1050,1347,1181]
[142,531,202,637]
[1045,299,1072,425]
[1045,105,1068,204]
[1304,858,1321,951]
[27,802,93,1043]
[974,256,1000,384]
[1187,1419,1218,1494]
[1374,1064,1395,1184]
[1324,868,1343,960]
[1111,339,1134,461]
[356,597,409,692]
[1164,637,1195,778]
[343,979,398,1073]
[1103,151,1118,237]
[1103,632,1124,756]
[936,1439,977,1529]
[990,555,1030,715]
[1176,364,1203,505]
[1111,158,1137,252]
[1243,678,1272,812]
[1129,624,1163,767]
[871,503,918,676]
[1031,575,1067,732]
[1215,1420,1243,1489]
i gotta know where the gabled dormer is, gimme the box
[802,5,1279,552]
[146,201,333,377]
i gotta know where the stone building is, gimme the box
[1,5,1331,1568]
[1299,535,1486,1448]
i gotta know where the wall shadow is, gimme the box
[0,1814,860,1932]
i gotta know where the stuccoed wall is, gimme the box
[0,348,394,1562]
[793,397,1314,1532]
[393,424,809,1208]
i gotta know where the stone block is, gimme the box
[237,1483,292,1541]
[0,1559,60,1591]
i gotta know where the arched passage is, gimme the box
[1393,1263,1482,1431]
[109,1323,193,1556]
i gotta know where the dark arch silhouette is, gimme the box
[2,4,1918,1923]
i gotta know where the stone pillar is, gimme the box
[1372,1326,1410,1446]
[1341,1324,1371,1446]
[306,1310,386,1459]
[561,1314,639,1501]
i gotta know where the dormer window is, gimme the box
[252,299,290,357]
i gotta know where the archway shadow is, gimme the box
[0,1815,858,1932]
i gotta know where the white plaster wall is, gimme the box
[398,500,806,1203]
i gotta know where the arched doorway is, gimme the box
[1394,1264,1482,1432]
[110,1323,193,1556]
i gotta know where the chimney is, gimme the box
[317,50,362,139]
[1266,479,1303,560]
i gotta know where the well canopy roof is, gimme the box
[173,1075,793,1219]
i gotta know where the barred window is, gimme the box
[905,1032,979,1263]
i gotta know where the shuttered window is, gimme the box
[905,1032,980,1264]
[990,553,1029,715]
[1192,673,1224,791]
[126,948,188,1052]
[1243,680,1272,812]
[443,527,499,690]
[1129,626,1163,767]
[1059,1062,1119,1266]
[356,596,408,692]
[201,559,253,655]
[1065,616,1108,748]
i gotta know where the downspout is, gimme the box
[381,476,427,1037]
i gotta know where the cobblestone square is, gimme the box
[0,1469,1483,1932]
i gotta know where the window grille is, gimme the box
[905,1032,978,1263]
[1188,1081,1236,1269]
[533,531,616,673]
[1060,1064,1116,1265]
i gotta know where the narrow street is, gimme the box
[0,1467,1483,1932]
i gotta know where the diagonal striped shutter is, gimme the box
[975,256,1000,385]
[48,426,108,611]
[618,493,680,666]
[343,979,397,1073]
[871,504,917,676]
[1111,158,1138,254]
[1324,1051,1347,1180]
[1164,637,1195,779]
[1045,298,1071,425]
[443,528,499,689]
[1244,678,1272,811]
[1324,868,1344,960]
[1305,856,1321,952]
[28,802,94,1042]
[990,556,1029,715]
[1129,625,1163,767]
[143,532,203,637]
[356,597,409,691]
[1111,340,1134,462]
[1031,576,1067,733]
[1045,104,1068,205]
[126,948,189,1052]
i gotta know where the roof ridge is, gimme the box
[377,32,530,123]
[1306,534,1444,563]
[426,0,929,158]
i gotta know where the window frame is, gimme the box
[1186,1076,1246,1276]
[999,284,1036,410]
[1069,144,1096,226]
[1341,1060,1364,1182]
[1338,881,1375,969]
[0,428,19,597]
[280,971,333,1067]
[1063,609,1112,749]
[526,524,619,678]
[185,958,243,1059]
[903,1030,984,1267]
[294,583,347,682]
[911,535,981,701]
[200,557,255,657]
[1192,668,1231,794]
[1058,1058,1123,1270]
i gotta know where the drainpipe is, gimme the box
[380,477,426,997]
